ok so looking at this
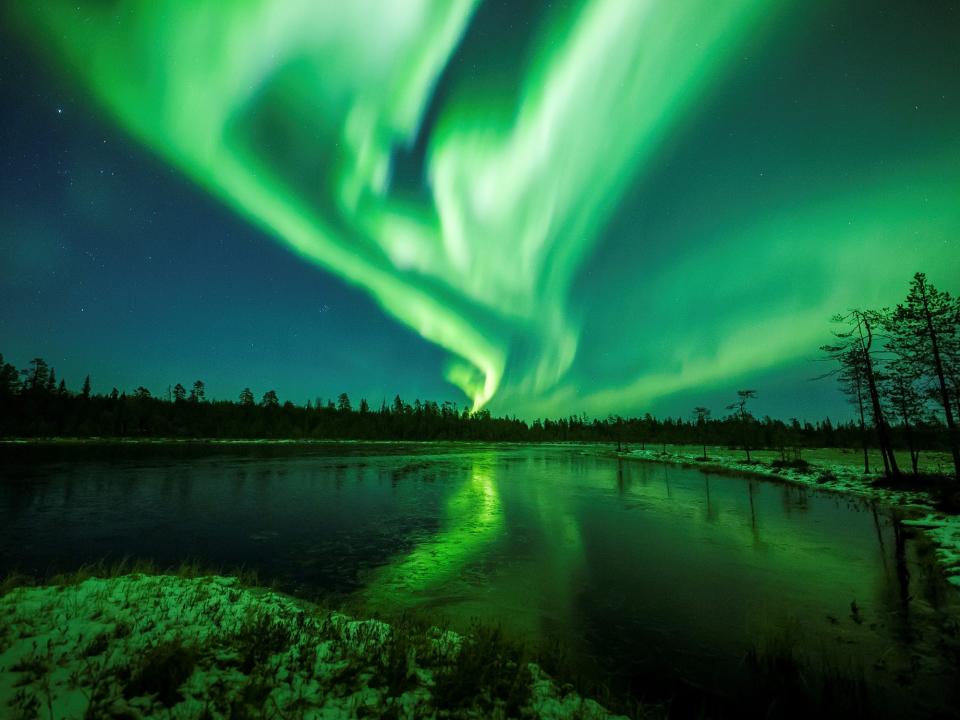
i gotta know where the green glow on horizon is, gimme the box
[526,159,960,417]
[14,0,778,411]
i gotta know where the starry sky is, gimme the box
[2,0,958,421]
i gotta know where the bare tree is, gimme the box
[823,310,899,478]
[822,346,872,474]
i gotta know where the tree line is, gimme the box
[0,273,956,477]
[0,367,938,450]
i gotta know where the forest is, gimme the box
[2,273,957,479]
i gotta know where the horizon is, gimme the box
[2,1,959,425]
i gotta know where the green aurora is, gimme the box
[12,0,959,416]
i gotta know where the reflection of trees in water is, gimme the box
[704,475,717,523]
[780,484,810,514]
[748,481,760,544]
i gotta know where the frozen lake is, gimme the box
[1,442,958,715]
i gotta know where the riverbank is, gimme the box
[0,573,630,719]
[616,445,960,589]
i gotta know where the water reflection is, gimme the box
[1,444,958,715]
[361,455,505,605]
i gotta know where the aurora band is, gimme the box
[15,0,774,409]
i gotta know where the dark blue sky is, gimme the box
[1,44,453,408]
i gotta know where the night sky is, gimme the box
[2,0,958,421]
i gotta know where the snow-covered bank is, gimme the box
[0,574,628,719]
[618,447,960,589]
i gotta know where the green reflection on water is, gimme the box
[360,456,505,608]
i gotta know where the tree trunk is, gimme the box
[922,289,960,480]
[860,317,899,478]
[898,400,919,476]
[856,375,870,474]
[742,413,751,462]
[864,356,898,477]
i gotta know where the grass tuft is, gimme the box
[432,622,533,716]
[124,637,199,707]
[770,458,812,471]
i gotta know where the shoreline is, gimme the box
[614,447,960,589]
[0,573,629,719]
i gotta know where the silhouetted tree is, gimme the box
[261,390,279,408]
[337,393,352,412]
[172,383,187,402]
[0,354,20,396]
[81,375,91,399]
[727,390,756,461]
[833,348,871,474]
[612,414,625,451]
[22,358,50,392]
[883,355,926,475]
[823,310,899,478]
[693,406,711,459]
[190,380,206,403]
[888,273,959,480]
[239,387,255,407]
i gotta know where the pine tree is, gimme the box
[22,358,50,392]
[190,380,206,403]
[261,390,279,408]
[888,273,959,480]
[0,354,20,395]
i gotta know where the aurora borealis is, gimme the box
[2,0,959,419]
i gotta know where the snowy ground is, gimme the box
[0,574,630,719]
[617,445,960,589]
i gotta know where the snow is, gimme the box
[620,447,960,587]
[0,574,628,719]
[902,513,960,587]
